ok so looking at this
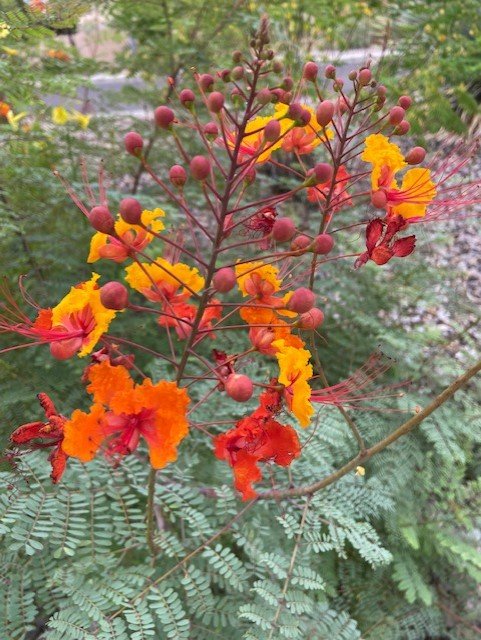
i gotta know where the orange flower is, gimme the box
[62,361,189,469]
[273,340,314,427]
[0,101,10,118]
[125,257,204,302]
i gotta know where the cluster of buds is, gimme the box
[2,19,479,498]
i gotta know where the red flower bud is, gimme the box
[88,206,115,234]
[312,233,334,255]
[316,100,335,127]
[264,119,281,142]
[179,89,195,107]
[225,374,253,402]
[405,146,426,165]
[389,106,405,126]
[272,59,283,74]
[371,190,388,208]
[207,91,225,113]
[219,69,231,82]
[282,76,294,91]
[348,70,358,81]
[256,88,273,105]
[169,164,187,188]
[270,88,284,103]
[272,217,296,242]
[100,281,129,310]
[377,84,387,98]
[244,168,256,185]
[204,121,219,137]
[199,73,215,91]
[119,197,142,224]
[303,61,319,81]
[298,307,324,330]
[325,64,336,79]
[124,131,143,156]
[396,120,410,135]
[290,234,312,252]
[287,102,303,121]
[189,155,211,181]
[398,95,412,110]
[154,106,175,129]
[358,68,372,86]
[231,66,244,80]
[232,51,242,63]
[333,79,344,92]
[313,162,333,183]
[213,267,236,293]
[288,287,315,313]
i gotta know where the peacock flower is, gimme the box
[160,299,222,340]
[355,215,416,268]
[0,101,10,117]
[276,104,333,155]
[307,164,352,213]
[125,257,204,303]
[10,393,68,483]
[0,273,117,359]
[47,49,71,62]
[62,361,189,469]
[88,208,165,263]
[70,110,91,129]
[362,134,436,219]
[273,340,314,427]
[52,106,69,125]
[214,388,300,500]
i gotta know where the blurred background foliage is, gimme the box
[0,0,480,638]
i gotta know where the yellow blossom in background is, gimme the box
[0,22,10,39]
[2,46,19,56]
[355,466,366,476]
[52,106,92,128]
[70,110,91,129]
[52,106,69,125]
[6,110,27,131]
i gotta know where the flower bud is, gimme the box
[256,88,273,105]
[124,131,143,156]
[312,233,334,255]
[405,146,426,165]
[287,102,304,121]
[287,287,315,313]
[303,61,319,82]
[264,119,281,142]
[100,281,129,310]
[199,73,214,91]
[154,106,175,129]
[396,120,410,135]
[299,109,311,126]
[333,79,344,92]
[272,217,296,242]
[298,307,324,330]
[225,373,253,402]
[280,76,292,90]
[389,106,405,126]
[189,155,211,181]
[377,84,387,98]
[204,121,219,138]
[272,59,283,74]
[371,190,387,208]
[169,164,187,188]
[179,89,195,107]
[213,267,236,293]
[219,69,231,82]
[348,70,358,81]
[231,66,244,80]
[244,168,256,185]
[280,91,292,105]
[88,206,115,234]
[119,197,142,224]
[358,68,372,86]
[398,95,412,110]
[270,88,284,103]
[290,234,312,252]
[249,326,275,354]
[232,51,242,63]
[313,162,333,183]
[324,64,336,79]
[316,100,335,127]
[207,91,225,113]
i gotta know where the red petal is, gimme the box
[264,420,301,466]
[37,392,57,418]
[371,246,393,265]
[365,219,384,252]
[49,445,68,483]
[392,235,416,257]
[354,252,369,269]
[10,422,44,444]
[232,450,262,501]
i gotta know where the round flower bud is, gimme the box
[270,88,284,103]
[316,100,335,127]
[225,374,254,402]
[358,68,372,86]
[282,77,294,91]
[124,131,143,156]
[299,109,311,126]
[377,84,387,98]
[298,307,324,330]
[154,106,175,129]
[405,146,426,165]
[312,233,335,255]
[287,102,304,121]
[389,106,405,126]
[371,190,387,208]
[398,95,412,110]
[290,234,312,253]
[219,69,231,82]
[189,155,211,181]
[264,119,281,142]
[287,287,315,313]
[119,197,142,224]
[325,64,336,79]
[207,91,225,113]
[313,162,333,184]
[231,65,244,80]
[204,121,219,138]
[169,164,187,188]
[256,88,273,105]
[232,51,242,63]
[303,61,319,82]
[199,73,215,91]
[280,91,292,105]
[213,267,236,293]
[272,59,283,74]
[88,206,115,234]
[348,70,358,81]
[396,120,410,135]
[179,88,195,107]
[333,79,344,92]
[100,282,129,310]
[272,217,296,242]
